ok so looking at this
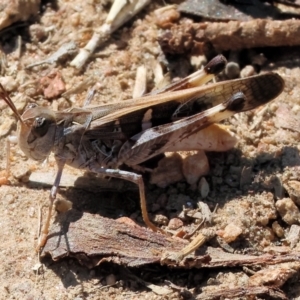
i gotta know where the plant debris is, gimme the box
[159,19,300,55]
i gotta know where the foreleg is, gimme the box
[37,159,65,251]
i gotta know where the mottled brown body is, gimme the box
[0,55,284,250]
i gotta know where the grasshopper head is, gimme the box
[18,104,57,161]
[0,85,57,161]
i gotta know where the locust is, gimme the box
[0,55,284,251]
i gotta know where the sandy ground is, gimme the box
[1,0,300,299]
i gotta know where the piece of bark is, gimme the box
[42,210,300,269]
[164,246,300,268]
[42,210,189,268]
[204,247,300,268]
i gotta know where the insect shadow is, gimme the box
[45,145,300,246]
[39,146,300,297]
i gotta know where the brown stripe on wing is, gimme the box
[117,93,242,165]
[118,79,283,167]
[88,72,284,139]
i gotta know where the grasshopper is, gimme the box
[0,55,284,251]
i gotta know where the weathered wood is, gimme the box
[42,210,300,271]
[42,210,189,268]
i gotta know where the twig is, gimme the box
[70,0,150,69]
[25,41,78,69]
[198,19,300,50]
[161,228,216,265]
[160,19,300,54]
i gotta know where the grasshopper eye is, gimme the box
[34,117,45,127]
[32,116,54,138]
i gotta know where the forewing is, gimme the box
[86,73,284,141]
[116,73,284,165]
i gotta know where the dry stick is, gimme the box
[161,228,216,264]
[70,0,150,69]
[194,19,300,51]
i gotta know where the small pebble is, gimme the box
[272,221,285,238]
[284,180,300,206]
[54,199,73,213]
[181,151,210,185]
[198,177,209,198]
[40,71,66,99]
[117,217,137,226]
[217,223,243,243]
[70,12,81,27]
[240,65,256,78]
[0,176,10,186]
[168,218,183,230]
[28,207,35,218]
[153,214,169,226]
[276,198,300,225]
[225,61,240,79]
[32,263,43,274]
[105,274,117,286]
[154,6,180,29]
